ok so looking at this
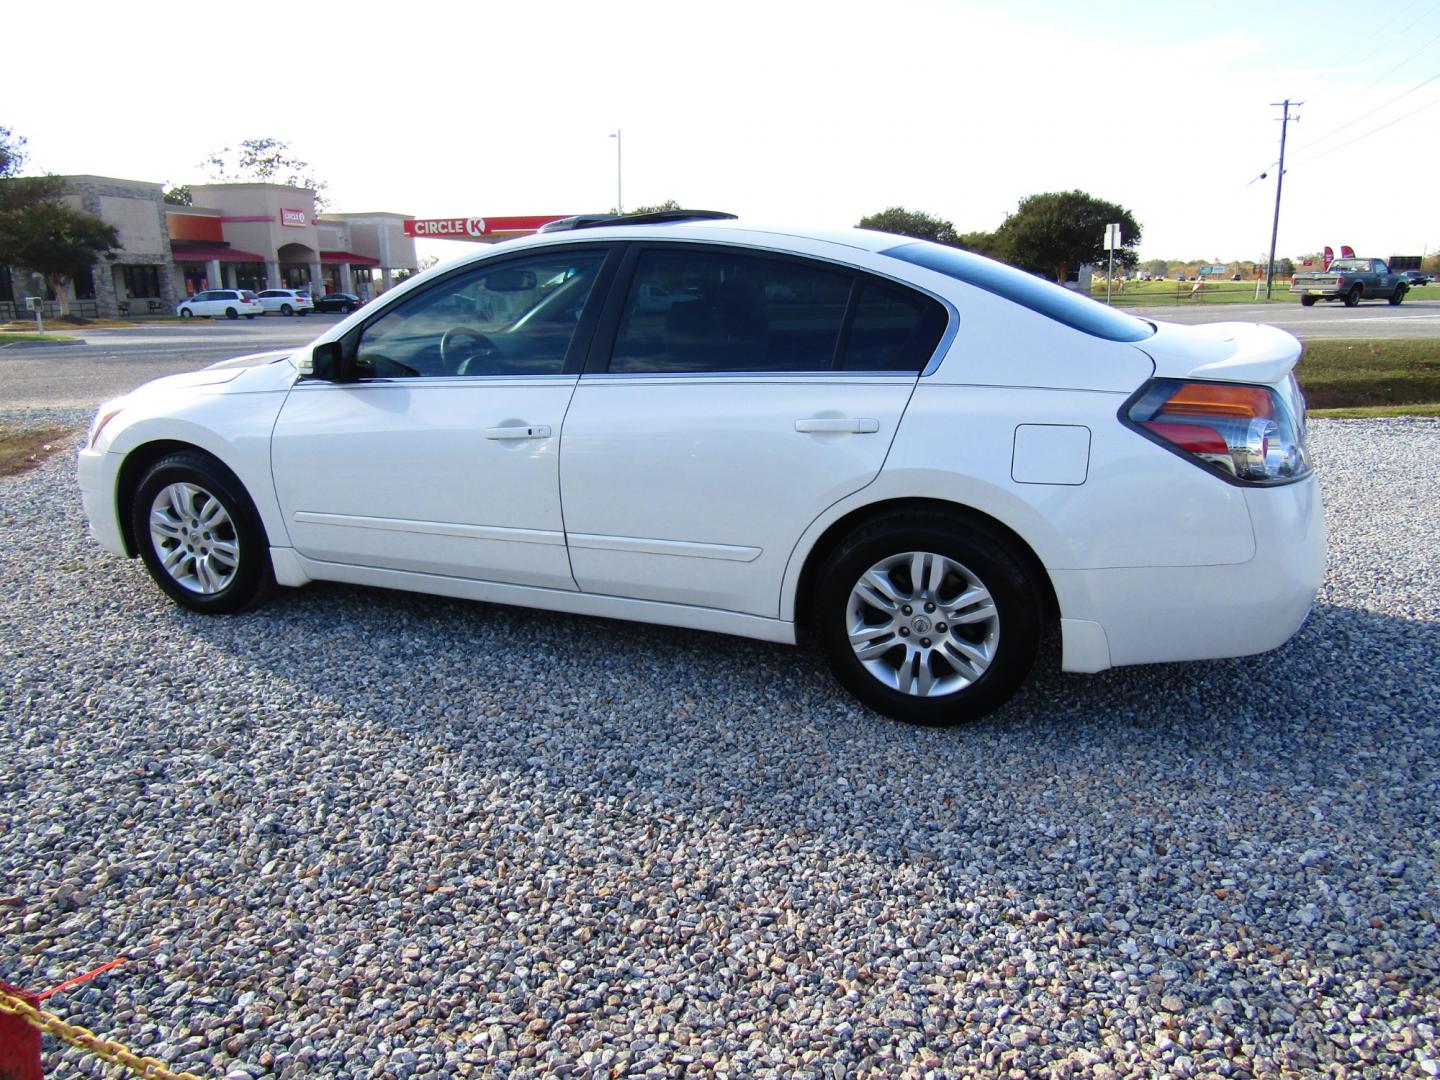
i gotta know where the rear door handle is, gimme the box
[485,424,552,440]
[794,418,879,434]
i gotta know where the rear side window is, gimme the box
[843,279,948,372]
[883,241,1154,342]
[607,248,946,374]
[610,249,851,374]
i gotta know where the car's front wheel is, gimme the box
[815,511,1042,725]
[131,452,273,614]
[179,308,194,318]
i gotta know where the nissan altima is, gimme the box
[78,211,1324,725]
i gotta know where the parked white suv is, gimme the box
[176,290,263,320]
[81,211,1325,725]
[256,289,314,316]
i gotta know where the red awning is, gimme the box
[170,245,265,263]
[321,250,381,267]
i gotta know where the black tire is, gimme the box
[1343,286,1362,307]
[281,304,293,316]
[1300,295,1317,307]
[814,510,1043,725]
[1389,287,1406,306]
[131,452,273,614]
[180,308,194,318]
[226,307,239,319]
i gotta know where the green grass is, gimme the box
[1308,403,1440,418]
[0,331,78,343]
[1296,339,1440,411]
[1095,280,1290,306]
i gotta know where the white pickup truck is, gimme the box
[1290,258,1409,307]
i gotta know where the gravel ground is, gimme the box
[2,414,1437,1079]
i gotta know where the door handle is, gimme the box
[485,424,552,440]
[794,417,879,434]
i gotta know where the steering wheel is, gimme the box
[440,326,502,374]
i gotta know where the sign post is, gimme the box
[1103,223,1121,305]
[25,296,43,335]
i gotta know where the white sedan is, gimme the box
[79,213,1324,725]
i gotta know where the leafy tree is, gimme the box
[1,125,30,178]
[857,207,959,246]
[1142,259,1169,278]
[991,190,1142,283]
[201,138,329,208]
[0,186,118,315]
[163,184,192,206]
[955,230,999,258]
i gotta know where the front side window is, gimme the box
[610,249,852,374]
[355,250,607,378]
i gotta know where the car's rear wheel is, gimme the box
[815,512,1042,725]
[131,452,273,614]
[1300,295,1317,307]
[180,309,194,318]
[1389,287,1406,306]
[225,307,239,319]
[1343,286,1362,307]
[281,304,293,316]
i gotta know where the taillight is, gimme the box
[1124,378,1311,485]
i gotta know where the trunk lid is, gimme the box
[1132,320,1302,387]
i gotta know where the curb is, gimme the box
[0,338,86,349]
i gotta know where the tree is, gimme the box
[857,207,959,246]
[1,125,30,178]
[201,138,329,207]
[0,186,118,315]
[1142,259,1169,279]
[163,184,192,206]
[991,190,1142,283]
[954,230,999,258]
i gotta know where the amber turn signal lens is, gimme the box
[1160,382,1276,421]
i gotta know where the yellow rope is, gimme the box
[0,986,205,1080]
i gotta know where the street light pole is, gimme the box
[1265,99,1300,301]
[610,129,622,214]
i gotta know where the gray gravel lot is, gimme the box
[1,413,1437,1078]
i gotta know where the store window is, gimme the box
[234,265,266,291]
[121,265,160,297]
[73,267,96,301]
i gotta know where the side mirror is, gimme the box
[303,341,345,381]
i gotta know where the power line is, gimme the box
[1289,90,1440,167]
[1299,68,1440,149]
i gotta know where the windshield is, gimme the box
[882,241,1155,342]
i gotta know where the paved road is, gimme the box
[1126,297,1440,339]
[3,301,1438,410]
[0,316,339,409]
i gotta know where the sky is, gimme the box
[7,0,1439,266]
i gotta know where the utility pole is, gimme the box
[610,129,623,214]
[1265,99,1300,301]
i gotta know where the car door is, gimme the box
[271,246,615,588]
[559,243,949,617]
